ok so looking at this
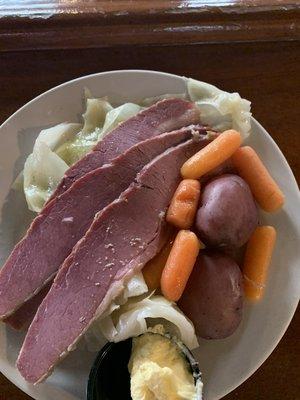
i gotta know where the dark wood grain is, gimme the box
[0,1,299,51]
[0,40,299,399]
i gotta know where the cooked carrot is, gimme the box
[161,230,201,302]
[181,129,242,179]
[143,234,175,291]
[243,226,276,301]
[166,179,201,229]
[232,146,284,212]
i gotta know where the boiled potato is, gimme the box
[178,252,243,339]
[196,174,258,248]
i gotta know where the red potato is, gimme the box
[178,252,244,339]
[196,174,258,248]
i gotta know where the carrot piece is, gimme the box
[143,234,175,291]
[181,129,242,179]
[243,226,276,301]
[166,179,201,229]
[232,146,284,212]
[161,230,201,302]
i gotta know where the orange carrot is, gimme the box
[143,234,175,291]
[181,129,242,179]
[166,179,201,229]
[161,230,201,301]
[232,146,284,212]
[243,226,276,301]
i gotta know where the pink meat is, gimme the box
[4,283,52,330]
[49,98,199,200]
[0,126,205,320]
[17,137,210,384]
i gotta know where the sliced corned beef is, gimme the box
[17,136,210,383]
[50,98,199,200]
[0,126,207,319]
[3,283,52,330]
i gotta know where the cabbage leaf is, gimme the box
[23,141,69,212]
[100,103,142,138]
[187,78,251,139]
[89,292,198,351]
[21,98,142,212]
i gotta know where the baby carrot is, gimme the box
[143,234,175,291]
[232,146,284,212]
[243,226,276,301]
[161,230,201,302]
[181,129,242,179]
[166,179,201,229]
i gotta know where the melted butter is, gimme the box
[128,329,196,400]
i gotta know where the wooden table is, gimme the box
[0,1,299,399]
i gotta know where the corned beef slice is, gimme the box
[17,137,210,383]
[3,283,52,330]
[0,126,205,319]
[50,98,199,200]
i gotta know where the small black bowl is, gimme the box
[87,338,133,400]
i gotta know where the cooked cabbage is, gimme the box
[56,98,113,165]
[89,292,198,351]
[101,272,148,317]
[36,122,82,151]
[23,141,69,212]
[100,103,142,138]
[56,102,141,167]
[187,78,251,139]
[122,272,148,301]
[22,122,82,212]
[21,98,142,212]
[84,272,148,352]
[82,98,113,134]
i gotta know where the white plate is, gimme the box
[0,70,299,400]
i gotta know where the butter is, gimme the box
[128,327,197,400]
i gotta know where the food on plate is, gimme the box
[50,98,200,201]
[243,226,277,301]
[200,158,236,184]
[178,252,243,339]
[87,324,201,400]
[196,174,258,248]
[181,129,242,179]
[22,100,141,212]
[96,293,198,349]
[17,138,208,383]
[22,122,82,212]
[142,231,175,291]
[0,126,208,320]
[3,283,52,330]
[128,325,202,400]
[166,179,201,229]
[0,76,285,392]
[187,79,251,139]
[232,146,285,212]
[161,230,201,302]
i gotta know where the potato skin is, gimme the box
[178,252,243,339]
[196,174,258,248]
